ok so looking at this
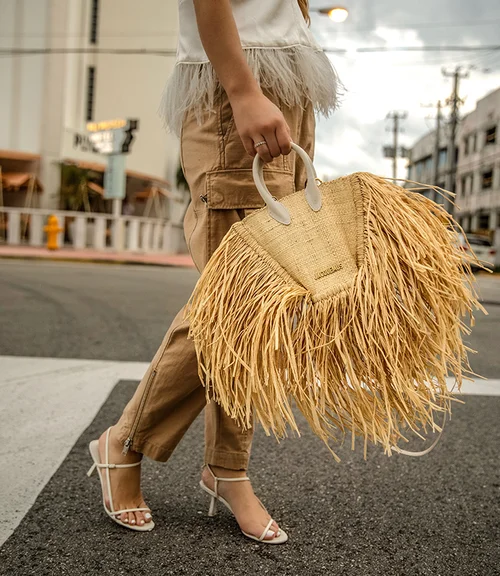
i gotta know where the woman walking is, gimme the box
[88,0,340,543]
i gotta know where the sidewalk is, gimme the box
[0,245,195,268]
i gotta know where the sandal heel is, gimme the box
[208,495,218,517]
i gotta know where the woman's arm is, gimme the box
[193,0,292,162]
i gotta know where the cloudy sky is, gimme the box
[308,0,500,180]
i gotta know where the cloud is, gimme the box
[309,0,500,179]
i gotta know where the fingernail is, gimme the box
[266,530,275,539]
[130,519,136,525]
[123,518,129,523]
[140,520,145,525]
[276,530,281,537]
[145,513,152,520]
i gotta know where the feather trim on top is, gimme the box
[160,45,343,136]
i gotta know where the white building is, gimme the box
[407,87,500,237]
[0,0,180,214]
[406,130,449,203]
[455,88,500,234]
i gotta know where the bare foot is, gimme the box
[97,427,153,527]
[201,466,281,541]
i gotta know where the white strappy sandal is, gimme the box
[87,427,154,532]
[200,465,288,544]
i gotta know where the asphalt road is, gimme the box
[0,260,499,576]
[0,259,499,376]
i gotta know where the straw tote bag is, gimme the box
[186,143,484,460]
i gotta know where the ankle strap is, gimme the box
[205,465,250,498]
[96,461,142,470]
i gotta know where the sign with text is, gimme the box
[86,119,139,155]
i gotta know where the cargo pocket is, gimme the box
[204,168,295,261]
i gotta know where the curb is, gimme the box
[0,253,196,269]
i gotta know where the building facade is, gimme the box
[407,130,449,203]
[407,87,500,237]
[0,0,180,212]
[455,88,500,235]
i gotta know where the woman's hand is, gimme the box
[193,0,292,162]
[230,90,292,163]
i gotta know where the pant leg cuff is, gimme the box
[204,448,250,471]
[113,424,174,463]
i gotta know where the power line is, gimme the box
[2,18,499,40]
[353,46,500,53]
[1,46,499,58]
[317,18,500,33]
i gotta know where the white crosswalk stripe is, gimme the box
[0,356,149,546]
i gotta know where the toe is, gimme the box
[119,512,130,525]
[263,519,280,540]
[135,511,146,527]
[144,510,153,524]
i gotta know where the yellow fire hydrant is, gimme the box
[44,215,64,251]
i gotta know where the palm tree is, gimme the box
[59,163,102,212]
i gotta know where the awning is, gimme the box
[0,150,41,162]
[135,185,170,201]
[1,172,44,191]
[62,159,171,189]
[87,182,105,196]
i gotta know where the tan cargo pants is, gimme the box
[115,91,315,470]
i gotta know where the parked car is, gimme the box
[457,233,496,271]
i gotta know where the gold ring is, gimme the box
[254,141,267,148]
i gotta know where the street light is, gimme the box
[318,6,349,23]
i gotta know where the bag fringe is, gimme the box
[186,174,486,460]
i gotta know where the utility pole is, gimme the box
[385,111,408,179]
[442,66,469,214]
[432,100,442,190]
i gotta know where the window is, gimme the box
[463,137,469,156]
[90,0,100,45]
[485,126,497,145]
[478,214,490,230]
[482,169,493,190]
[471,133,477,153]
[460,176,467,196]
[438,148,447,168]
[86,66,96,122]
[414,161,424,182]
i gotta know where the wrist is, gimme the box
[225,77,262,102]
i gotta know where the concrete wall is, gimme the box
[92,0,179,184]
[0,0,49,153]
[1,0,180,209]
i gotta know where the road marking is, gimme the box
[0,356,498,546]
[0,356,149,546]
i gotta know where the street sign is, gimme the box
[86,119,139,156]
[86,118,139,201]
[104,154,126,200]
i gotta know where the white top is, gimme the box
[160,0,341,135]
[177,0,321,62]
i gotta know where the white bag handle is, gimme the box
[252,142,322,225]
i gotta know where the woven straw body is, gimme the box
[186,172,485,460]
